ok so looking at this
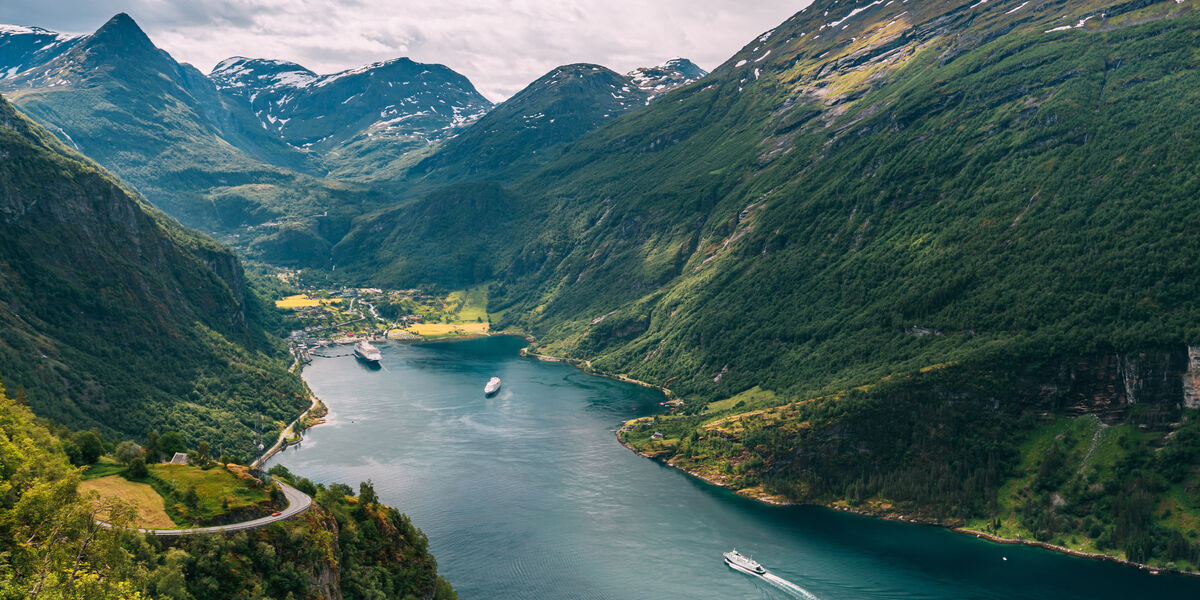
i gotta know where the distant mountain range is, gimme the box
[0,14,708,256]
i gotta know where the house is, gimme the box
[651,432,664,440]
[169,452,189,465]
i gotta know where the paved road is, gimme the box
[99,481,312,536]
[251,393,322,470]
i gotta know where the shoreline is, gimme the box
[519,347,676,400]
[283,336,1200,579]
[251,386,326,470]
[614,435,1200,578]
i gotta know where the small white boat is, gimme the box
[484,377,501,396]
[724,549,766,577]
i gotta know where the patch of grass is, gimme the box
[140,464,275,525]
[81,457,127,480]
[79,475,177,529]
[405,322,491,338]
[276,294,343,309]
[455,285,489,322]
[704,386,778,413]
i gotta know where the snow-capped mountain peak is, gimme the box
[208,55,493,149]
[0,23,84,80]
[210,57,318,91]
[625,57,709,100]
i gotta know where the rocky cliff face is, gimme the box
[1024,348,1190,423]
[0,92,306,452]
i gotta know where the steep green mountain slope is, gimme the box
[0,387,457,599]
[0,92,306,455]
[337,0,1200,568]
[332,62,708,280]
[406,64,650,185]
[0,14,379,260]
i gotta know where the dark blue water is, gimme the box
[268,336,1200,599]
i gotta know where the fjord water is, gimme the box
[269,336,1197,599]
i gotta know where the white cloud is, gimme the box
[0,0,808,101]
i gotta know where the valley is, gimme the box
[3,0,1200,596]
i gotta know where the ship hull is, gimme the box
[354,351,382,367]
[724,558,766,577]
[484,377,501,396]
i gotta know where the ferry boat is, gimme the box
[354,340,382,364]
[723,549,766,577]
[484,377,501,396]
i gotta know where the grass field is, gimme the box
[449,286,488,322]
[81,457,127,480]
[146,464,274,525]
[704,386,778,414]
[404,322,491,338]
[275,294,343,309]
[79,475,177,529]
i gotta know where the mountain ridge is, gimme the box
[330,0,1200,570]
[0,91,308,454]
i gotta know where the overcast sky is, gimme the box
[0,1,809,101]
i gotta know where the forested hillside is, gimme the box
[0,385,456,599]
[0,92,305,456]
[334,0,1200,569]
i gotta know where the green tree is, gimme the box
[160,431,185,458]
[145,430,162,463]
[128,456,149,479]
[359,480,379,507]
[152,548,193,600]
[71,430,104,465]
[114,440,144,465]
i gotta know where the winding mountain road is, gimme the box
[99,481,312,536]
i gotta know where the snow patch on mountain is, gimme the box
[625,58,709,101]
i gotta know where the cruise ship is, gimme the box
[723,549,766,577]
[484,376,501,396]
[354,340,382,365]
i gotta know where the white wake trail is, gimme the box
[760,572,819,600]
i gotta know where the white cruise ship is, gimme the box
[723,549,766,576]
[484,376,501,396]
[354,340,382,364]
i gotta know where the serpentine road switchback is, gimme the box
[98,481,311,536]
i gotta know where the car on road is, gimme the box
[271,511,282,517]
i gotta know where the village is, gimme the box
[275,283,493,364]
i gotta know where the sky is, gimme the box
[0,1,809,101]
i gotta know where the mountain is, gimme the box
[0,92,306,455]
[625,57,708,99]
[0,24,82,78]
[332,63,665,279]
[209,54,493,184]
[0,14,381,262]
[210,55,492,150]
[391,58,708,188]
[402,63,652,185]
[334,0,1200,569]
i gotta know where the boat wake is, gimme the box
[760,572,819,600]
